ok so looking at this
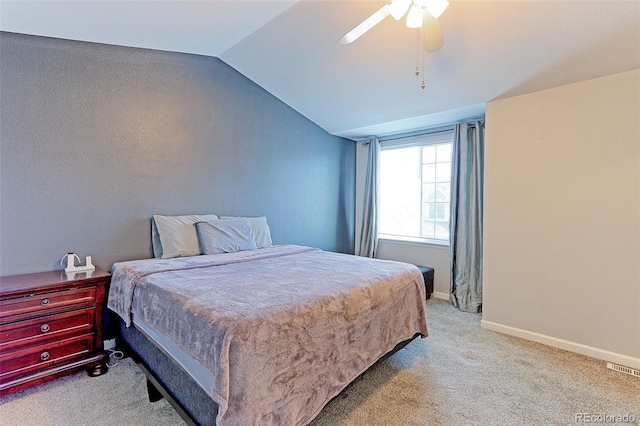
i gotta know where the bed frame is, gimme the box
[118,319,421,426]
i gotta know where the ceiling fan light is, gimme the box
[388,0,411,20]
[406,4,423,28]
[426,0,449,19]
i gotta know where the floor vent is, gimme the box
[607,362,640,378]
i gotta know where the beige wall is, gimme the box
[483,70,640,367]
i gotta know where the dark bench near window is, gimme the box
[416,266,434,299]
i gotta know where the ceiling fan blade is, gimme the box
[421,10,444,52]
[340,5,391,44]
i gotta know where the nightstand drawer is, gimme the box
[0,308,95,351]
[0,288,96,323]
[0,334,94,381]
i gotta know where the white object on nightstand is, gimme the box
[63,253,96,273]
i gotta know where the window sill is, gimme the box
[379,236,449,249]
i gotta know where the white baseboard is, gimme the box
[481,320,640,370]
[432,291,449,300]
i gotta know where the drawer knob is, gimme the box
[40,351,50,361]
[40,324,50,333]
[41,298,50,306]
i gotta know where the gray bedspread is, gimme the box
[107,245,428,426]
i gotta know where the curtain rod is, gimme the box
[360,118,485,145]
[362,128,452,146]
[379,126,454,143]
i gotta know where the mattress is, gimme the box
[132,314,214,394]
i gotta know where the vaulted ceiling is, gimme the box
[2,0,639,140]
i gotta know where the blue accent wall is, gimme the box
[0,32,355,275]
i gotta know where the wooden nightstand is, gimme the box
[0,268,110,396]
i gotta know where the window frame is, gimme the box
[378,129,454,247]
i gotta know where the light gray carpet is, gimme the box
[1,299,638,425]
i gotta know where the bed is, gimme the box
[108,242,428,425]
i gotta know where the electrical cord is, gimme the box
[106,348,125,368]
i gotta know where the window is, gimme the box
[379,131,453,244]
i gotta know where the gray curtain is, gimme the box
[450,122,484,313]
[358,137,380,258]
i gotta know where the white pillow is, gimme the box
[221,216,272,248]
[195,218,257,255]
[153,214,218,259]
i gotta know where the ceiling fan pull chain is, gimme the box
[415,29,420,76]
[421,43,426,89]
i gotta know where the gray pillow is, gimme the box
[195,218,257,255]
[151,219,164,258]
[220,216,273,248]
[153,214,219,259]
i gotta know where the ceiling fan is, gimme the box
[339,0,449,53]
